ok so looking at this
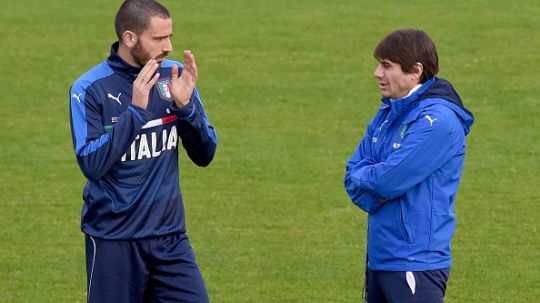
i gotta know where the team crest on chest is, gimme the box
[157,79,173,101]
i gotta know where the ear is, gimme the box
[121,30,138,48]
[411,62,424,82]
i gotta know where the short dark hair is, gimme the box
[374,29,439,83]
[115,0,171,41]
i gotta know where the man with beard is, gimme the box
[69,1,217,302]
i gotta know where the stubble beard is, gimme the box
[131,41,151,67]
[130,41,168,67]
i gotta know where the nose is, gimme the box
[163,37,173,53]
[374,64,383,79]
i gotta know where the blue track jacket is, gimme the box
[344,78,473,271]
[69,42,217,239]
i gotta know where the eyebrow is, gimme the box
[153,33,173,39]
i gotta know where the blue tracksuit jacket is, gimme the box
[344,77,474,271]
[69,42,217,239]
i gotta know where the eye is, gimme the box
[379,61,390,68]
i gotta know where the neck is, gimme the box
[390,83,422,101]
[117,42,140,67]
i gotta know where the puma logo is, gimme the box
[424,115,438,127]
[107,93,122,105]
[72,93,83,103]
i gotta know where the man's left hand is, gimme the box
[171,50,198,108]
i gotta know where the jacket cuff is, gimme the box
[170,99,196,120]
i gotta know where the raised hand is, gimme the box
[171,50,198,108]
[132,59,160,109]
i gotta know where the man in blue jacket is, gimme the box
[69,1,217,302]
[344,29,474,303]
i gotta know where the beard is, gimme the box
[130,41,152,67]
[130,40,168,67]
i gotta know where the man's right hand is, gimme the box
[131,59,160,109]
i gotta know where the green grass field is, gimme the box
[1,0,539,302]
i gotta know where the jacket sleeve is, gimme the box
[171,87,217,167]
[69,85,152,181]
[350,105,465,200]
[344,120,384,214]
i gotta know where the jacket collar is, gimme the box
[106,41,142,81]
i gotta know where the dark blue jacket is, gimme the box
[69,42,217,239]
[345,78,473,271]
